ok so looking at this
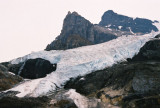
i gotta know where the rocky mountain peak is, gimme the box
[99,10,158,34]
[45,11,117,51]
[45,11,95,50]
[67,11,80,16]
[104,10,116,15]
[63,11,91,28]
[67,11,71,15]
[45,10,159,51]
[60,11,93,40]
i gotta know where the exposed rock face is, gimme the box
[19,58,57,79]
[99,10,158,34]
[0,95,50,108]
[0,91,20,99]
[65,61,160,95]
[46,11,117,50]
[9,63,23,75]
[64,38,160,107]
[46,10,159,51]
[1,62,23,75]
[53,99,77,108]
[0,64,8,72]
[46,34,93,50]
[155,34,160,38]
[0,64,23,91]
[132,39,160,61]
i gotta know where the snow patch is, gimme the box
[8,79,43,97]
[128,27,134,34]
[132,17,137,20]
[105,24,111,27]
[108,28,112,31]
[65,89,89,108]
[8,72,15,75]
[80,77,85,81]
[118,26,122,29]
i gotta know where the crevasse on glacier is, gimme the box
[8,28,160,97]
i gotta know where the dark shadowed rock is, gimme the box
[46,34,93,50]
[1,62,23,75]
[65,62,160,96]
[19,58,57,79]
[0,64,8,72]
[0,64,23,91]
[8,63,23,75]
[0,96,50,108]
[155,34,160,38]
[0,91,20,99]
[123,95,160,108]
[99,10,158,34]
[132,38,160,61]
[54,99,77,108]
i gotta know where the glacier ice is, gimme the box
[6,29,160,97]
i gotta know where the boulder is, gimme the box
[19,58,57,79]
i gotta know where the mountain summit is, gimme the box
[46,10,159,51]
[99,10,158,34]
[45,11,94,50]
[46,11,117,51]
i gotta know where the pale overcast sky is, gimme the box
[0,0,160,62]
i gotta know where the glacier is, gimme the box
[6,24,160,97]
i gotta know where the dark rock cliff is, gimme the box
[45,11,117,51]
[19,58,57,79]
[132,38,160,61]
[99,10,158,34]
[3,58,57,79]
[46,10,159,51]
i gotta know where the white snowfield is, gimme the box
[7,24,160,97]
[65,89,89,108]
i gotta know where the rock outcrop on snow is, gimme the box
[19,58,57,79]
